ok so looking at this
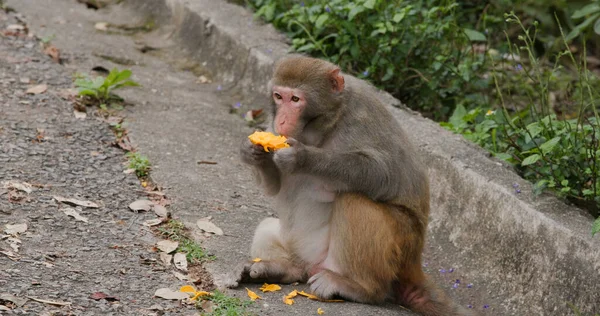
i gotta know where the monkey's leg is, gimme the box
[240,217,305,284]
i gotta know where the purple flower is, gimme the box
[422,263,428,267]
[363,70,369,76]
[439,269,446,273]
[300,2,305,7]
[455,279,460,284]
[234,102,242,108]
[468,305,473,309]
[467,283,473,288]
[512,183,519,188]
[217,85,222,91]
[515,189,521,194]
[515,64,523,71]
[448,268,454,273]
[325,6,331,13]
[484,305,490,309]
[266,48,273,54]
[452,283,459,289]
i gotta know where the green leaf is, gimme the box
[572,3,600,19]
[74,78,94,89]
[540,137,560,155]
[494,153,512,161]
[77,88,98,97]
[463,28,486,42]
[595,18,600,35]
[592,216,600,237]
[392,12,405,23]
[315,14,328,29]
[111,81,140,90]
[521,154,541,166]
[363,0,376,10]
[449,104,467,128]
[105,68,120,84]
[296,43,315,52]
[348,5,365,20]
[114,69,132,83]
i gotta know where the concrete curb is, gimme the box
[124,0,600,314]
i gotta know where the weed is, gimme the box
[198,290,254,316]
[126,152,150,178]
[74,67,139,103]
[157,220,214,263]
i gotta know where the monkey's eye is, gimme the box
[291,96,300,102]
[274,93,282,100]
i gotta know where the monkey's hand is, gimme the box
[240,138,272,166]
[273,138,306,173]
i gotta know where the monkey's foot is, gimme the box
[308,269,381,304]
[233,259,305,285]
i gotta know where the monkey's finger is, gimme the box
[286,138,298,146]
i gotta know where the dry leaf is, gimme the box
[156,240,178,253]
[153,204,169,218]
[7,24,25,31]
[95,22,108,31]
[2,181,32,193]
[4,223,28,235]
[173,253,188,271]
[27,297,71,306]
[259,283,281,293]
[171,271,188,281]
[154,288,189,300]
[159,253,172,266]
[123,168,136,174]
[245,288,261,301]
[62,207,88,223]
[0,293,27,307]
[252,258,262,262]
[0,250,20,260]
[26,84,48,94]
[74,111,87,120]
[129,199,154,212]
[143,218,163,227]
[196,219,223,235]
[6,238,21,252]
[317,307,325,314]
[54,196,99,208]
[44,45,60,63]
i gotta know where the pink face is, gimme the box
[272,85,306,137]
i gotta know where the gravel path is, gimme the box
[0,8,197,316]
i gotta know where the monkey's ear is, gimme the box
[329,68,345,93]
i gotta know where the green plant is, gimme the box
[158,220,214,263]
[442,12,600,235]
[566,1,600,41]
[127,152,151,178]
[199,290,254,316]
[74,67,139,103]
[248,0,490,119]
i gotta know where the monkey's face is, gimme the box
[271,85,306,137]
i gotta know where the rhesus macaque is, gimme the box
[233,56,475,316]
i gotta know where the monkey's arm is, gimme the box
[251,163,281,196]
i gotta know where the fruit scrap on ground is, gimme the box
[248,131,290,152]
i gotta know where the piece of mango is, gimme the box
[248,131,290,152]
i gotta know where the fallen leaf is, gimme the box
[0,306,9,311]
[54,196,99,208]
[6,238,21,252]
[129,199,154,212]
[27,297,71,306]
[259,283,281,293]
[2,181,32,193]
[4,223,27,235]
[159,253,172,266]
[318,307,325,314]
[143,219,163,227]
[246,288,261,301]
[173,252,188,271]
[44,45,60,63]
[0,250,20,260]
[95,22,108,31]
[252,258,262,262]
[156,240,178,253]
[74,111,87,120]
[123,168,136,174]
[171,271,188,281]
[7,24,24,31]
[154,288,189,300]
[62,207,88,223]
[19,77,30,84]
[26,84,48,94]
[0,293,28,307]
[196,219,223,235]
[89,292,119,302]
[153,204,169,218]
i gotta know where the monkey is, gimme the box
[233,55,476,316]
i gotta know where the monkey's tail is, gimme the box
[395,278,479,316]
